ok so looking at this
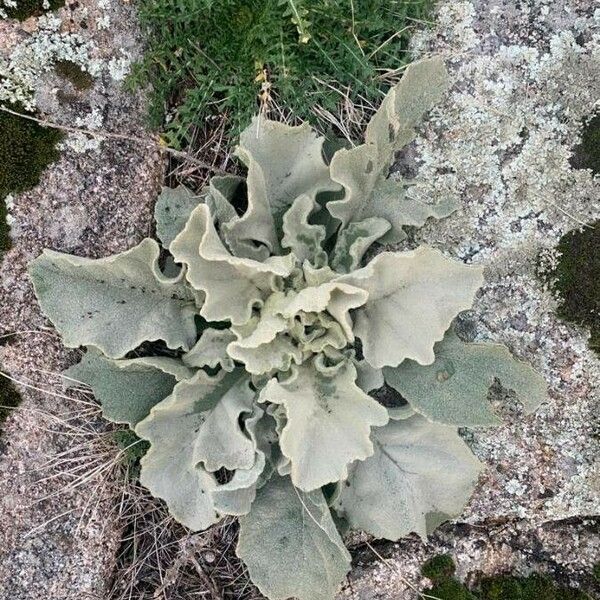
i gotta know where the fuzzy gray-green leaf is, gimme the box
[135,370,228,530]
[366,57,449,163]
[331,217,391,273]
[237,474,351,600]
[211,408,272,516]
[192,370,257,472]
[29,239,199,358]
[226,118,339,253]
[170,203,294,325]
[64,349,193,426]
[336,247,484,369]
[384,331,547,426]
[155,185,201,249]
[281,193,327,267]
[183,327,237,372]
[327,58,451,241]
[259,360,388,491]
[335,415,482,540]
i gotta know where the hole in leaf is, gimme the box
[230,179,248,216]
[214,467,235,485]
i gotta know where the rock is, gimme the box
[0,0,164,597]
[340,0,600,596]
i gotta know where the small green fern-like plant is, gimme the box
[29,59,546,600]
[130,0,434,148]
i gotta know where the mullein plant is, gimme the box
[29,58,546,600]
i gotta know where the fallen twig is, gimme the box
[0,105,228,175]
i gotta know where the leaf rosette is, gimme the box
[29,58,546,600]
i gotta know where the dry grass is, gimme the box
[108,501,262,600]
[165,114,238,191]
[165,73,392,194]
[0,354,261,600]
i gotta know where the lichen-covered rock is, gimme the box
[340,0,600,596]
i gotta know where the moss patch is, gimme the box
[55,60,94,90]
[548,222,600,355]
[570,113,600,175]
[0,370,21,432]
[0,105,64,200]
[477,574,588,600]
[0,198,10,253]
[5,0,65,21]
[422,556,591,600]
[422,554,457,582]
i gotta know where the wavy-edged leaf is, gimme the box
[387,404,416,421]
[205,175,241,228]
[206,175,270,261]
[384,331,547,426]
[212,408,274,516]
[64,349,193,426]
[170,204,294,324]
[375,179,457,233]
[302,262,337,287]
[331,217,391,273]
[237,474,351,600]
[229,333,302,376]
[224,118,339,253]
[154,185,201,249]
[266,404,292,476]
[212,455,265,516]
[259,361,388,491]
[337,247,484,368]
[327,58,451,241]
[135,370,227,530]
[328,148,456,244]
[354,359,384,393]
[335,415,482,540]
[29,239,199,358]
[289,312,347,355]
[281,194,327,267]
[327,144,380,230]
[226,292,302,375]
[192,370,257,472]
[365,57,449,165]
[281,281,368,340]
[183,327,237,372]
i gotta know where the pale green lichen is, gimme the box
[0,14,101,110]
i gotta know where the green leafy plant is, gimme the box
[112,429,151,480]
[130,0,434,148]
[29,59,546,600]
